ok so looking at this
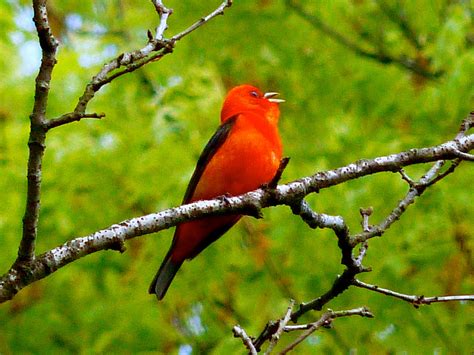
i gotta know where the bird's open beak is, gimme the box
[264,92,285,103]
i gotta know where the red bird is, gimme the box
[149,85,284,300]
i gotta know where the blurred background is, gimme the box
[0,0,473,353]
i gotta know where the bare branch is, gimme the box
[351,115,473,246]
[50,0,233,129]
[233,325,257,355]
[46,112,106,130]
[288,199,372,321]
[2,131,473,302]
[267,157,290,189]
[284,130,471,340]
[398,168,416,186]
[18,0,59,263]
[290,269,365,322]
[150,0,173,40]
[353,279,474,307]
[459,112,474,134]
[279,307,374,354]
[171,0,233,42]
[252,304,372,352]
[283,115,474,322]
[264,300,295,355]
[451,149,474,161]
[290,200,357,270]
[422,159,460,188]
[355,241,369,267]
[359,207,373,232]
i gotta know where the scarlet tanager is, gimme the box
[149,85,284,300]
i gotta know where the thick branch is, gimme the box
[18,0,59,263]
[288,199,368,319]
[290,268,366,322]
[2,133,472,303]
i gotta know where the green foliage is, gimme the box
[0,0,473,353]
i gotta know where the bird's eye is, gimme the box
[250,91,259,98]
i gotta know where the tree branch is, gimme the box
[279,307,373,354]
[46,0,233,129]
[150,0,173,40]
[46,112,106,130]
[351,113,474,245]
[353,279,474,308]
[171,0,233,42]
[242,302,372,353]
[8,0,235,300]
[233,324,258,355]
[263,300,294,355]
[2,131,472,303]
[283,114,474,322]
[288,199,367,320]
[18,0,59,263]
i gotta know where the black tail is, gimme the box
[148,253,183,300]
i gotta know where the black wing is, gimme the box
[182,115,238,203]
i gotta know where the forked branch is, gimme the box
[46,0,233,129]
[2,125,472,303]
[8,0,235,297]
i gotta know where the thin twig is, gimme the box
[360,207,373,232]
[50,0,233,129]
[279,307,373,354]
[233,325,257,355]
[351,112,474,246]
[171,0,233,42]
[451,149,474,161]
[46,112,106,130]
[267,157,290,189]
[355,241,369,267]
[422,159,460,188]
[398,168,416,186]
[264,300,295,354]
[353,279,474,308]
[351,158,445,246]
[150,0,173,40]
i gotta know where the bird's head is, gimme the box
[220,85,284,125]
